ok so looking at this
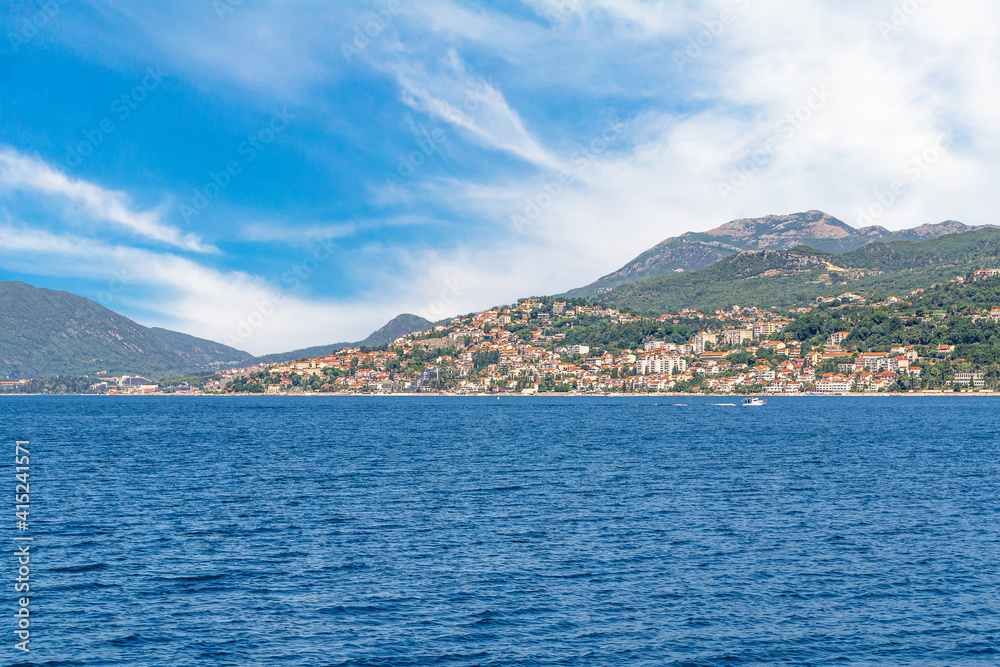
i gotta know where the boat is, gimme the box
[742,397,767,406]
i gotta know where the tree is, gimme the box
[472,350,501,369]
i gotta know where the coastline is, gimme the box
[4,391,1000,398]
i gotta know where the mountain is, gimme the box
[600,227,1000,314]
[250,313,433,365]
[1,281,434,377]
[0,281,253,380]
[567,210,990,297]
[358,313,435,346]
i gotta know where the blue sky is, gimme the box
[2,0,997,353]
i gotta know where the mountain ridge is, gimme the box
[599,227,1000,314]
[250,313,433,365]
[566,211,993,297]
[0,281,253,380]
[0,281,434,379]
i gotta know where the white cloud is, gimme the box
[0,147,215,253]
[240,221,357,243]
[387,49,562,169]
[406,0,1000,275]
[0,224,405,355]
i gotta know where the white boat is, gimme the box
[742,397,767,406]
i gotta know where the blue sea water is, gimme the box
[2,395,999,666]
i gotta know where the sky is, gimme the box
[1,0,998,354]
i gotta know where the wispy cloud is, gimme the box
[0,147,215,253]
[240,221,357,244]
[389,49,562,170]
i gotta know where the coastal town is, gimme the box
[30,270,999,397]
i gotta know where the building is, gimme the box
[692,332,718,354]
[416,338,454,351]
[700,352,727,365]
[828,331,851,347]
[118,376,152,388]
[754,321,788,339]
[635,355,687,376]
[858,352,890,371]
[816,374,853,393]
[953,372,985,388]
[722,329,754,346]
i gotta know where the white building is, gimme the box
[816,376,853,393]
[636,355,688,376]
[723,329,754,346]
[692,332,718,354]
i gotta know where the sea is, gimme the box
[2,395,998,666]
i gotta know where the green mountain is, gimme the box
[601,228,1000,314]
[0,281,253,379]
[250,313,433,365]
[567,210,991,297]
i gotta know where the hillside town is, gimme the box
[39,270,1000,397]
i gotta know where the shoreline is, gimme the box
[3,391,999,398]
